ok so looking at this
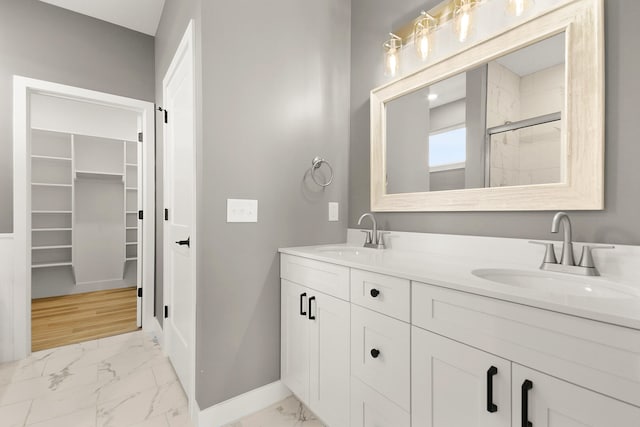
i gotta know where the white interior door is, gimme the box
[163,21,196,396]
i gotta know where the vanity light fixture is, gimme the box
[507,0,533,17]
[383,33,402,77]
[414,11,437,61]
[453,0,477,43]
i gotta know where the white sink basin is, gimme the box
[315,246,377,256]
[472,268,639,299]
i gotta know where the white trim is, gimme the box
[162,19,198,417]
[196,381,291,427]
[12,76,156,361]
[430,162,466,173]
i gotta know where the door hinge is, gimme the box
[164,208,169,221]
[138,132,143,142]
[137,288,143,298]
[138,210,144,220]
[157,106,168,124]
[164,306,169,319]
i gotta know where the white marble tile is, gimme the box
[0,400,33,427]
[224,396,326,427]
[97,380,187,427]
[98,345,165,382]
[165,405,193,427]
[132,414,170,427]
[151,360,178,386]
[26,382,100,425]
[27,407,96,427]
[97,367,157,403]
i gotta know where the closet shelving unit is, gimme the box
[30,128,139,291]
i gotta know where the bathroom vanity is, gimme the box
[279,231,640,427]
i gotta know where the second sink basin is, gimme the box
[472,268,638,299]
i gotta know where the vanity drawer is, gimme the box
[412,281,640,407]
[280,254,349,301]
[351,377,410,427]
[351,269,410,322]
[351,304,410,412]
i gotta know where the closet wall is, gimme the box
[30,94,141,298]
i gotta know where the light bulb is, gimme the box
[454,0,476,43]
[507,0,533,17]
[383,34,402,77]
[414,12,436,61]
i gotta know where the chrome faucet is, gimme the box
[357,212,387,249]
[530,212,614,276]
[551,212,575,266]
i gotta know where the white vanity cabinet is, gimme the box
[280,255,350,427]
[279,252,640,427]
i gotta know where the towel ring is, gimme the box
[310,157,333,187]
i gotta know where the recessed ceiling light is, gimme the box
[428,93,439,101]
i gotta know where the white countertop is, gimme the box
[279,242,640,330]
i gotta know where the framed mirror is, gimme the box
[371,0,603,211]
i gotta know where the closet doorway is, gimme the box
[13,77,156,357]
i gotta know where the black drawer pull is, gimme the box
[370,348,380,358]
[175,237,190,247]
[299,293,307,316]
[522,379,533,427]
[370,288,380,298]
[308,296,316,320]
[487,366,498,413]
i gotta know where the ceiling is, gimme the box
[39,0,165,36]
[496,33,566,77]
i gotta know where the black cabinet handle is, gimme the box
[175,237,190,247]
[487,366,498,413]
[308,296,316,320]
[299,293,307,316]
[521,379,533,427]
[370,288,380,298]
[370,348,380,358]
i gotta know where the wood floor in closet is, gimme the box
[31,287,139,351]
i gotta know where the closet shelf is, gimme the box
[126,211,138,214]
[32,210,72,214]
[32,182,72,188]
[33,228,72,232]
[32,262,72,269]
[126,227,138,230]
[75,171,123,181]
[126,187,137,191]
[31,155,72,162]
[125,257,137,261]
[126,242,137,246]
[32,245,72,250]
[125,163,137,167]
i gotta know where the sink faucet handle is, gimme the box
[528,241,558,264]
[578,245,615,268]
[377,231,390,247]
[360,230,373,244]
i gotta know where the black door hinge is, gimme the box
[138,132,143,142]
[164,208,169,221]
[164,306,169,319]
[157,106,168,124]
[138,210,144,220]
[137,288,143,298]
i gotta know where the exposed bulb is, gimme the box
[417,33,431,60]
[508,0,533,17]
[454,1,475,43]
[385,48,399,77]
[414,12,436,61]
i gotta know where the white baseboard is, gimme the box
[196,381,291,427]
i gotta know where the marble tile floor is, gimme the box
[0,330,192,427]
[223,395,326,427]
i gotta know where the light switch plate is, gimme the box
[227,199,258,223]
[328,202,339,222]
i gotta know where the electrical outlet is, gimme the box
[227,199,258,223]
[328,202,339,222]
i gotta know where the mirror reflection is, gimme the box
[385,32,565,194]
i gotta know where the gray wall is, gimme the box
[0,0,155,233]
[349,0,640,245]
[196,0,351,408]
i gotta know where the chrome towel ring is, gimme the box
[310,156,334,187]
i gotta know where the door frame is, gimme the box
[162,19,197,414]
[12,76,156,360]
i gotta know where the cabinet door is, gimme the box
[513,364,640,427]
[351,378,410,427]
[281,280,310,402]
[309,292,350,427]
[412,327,511,427]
